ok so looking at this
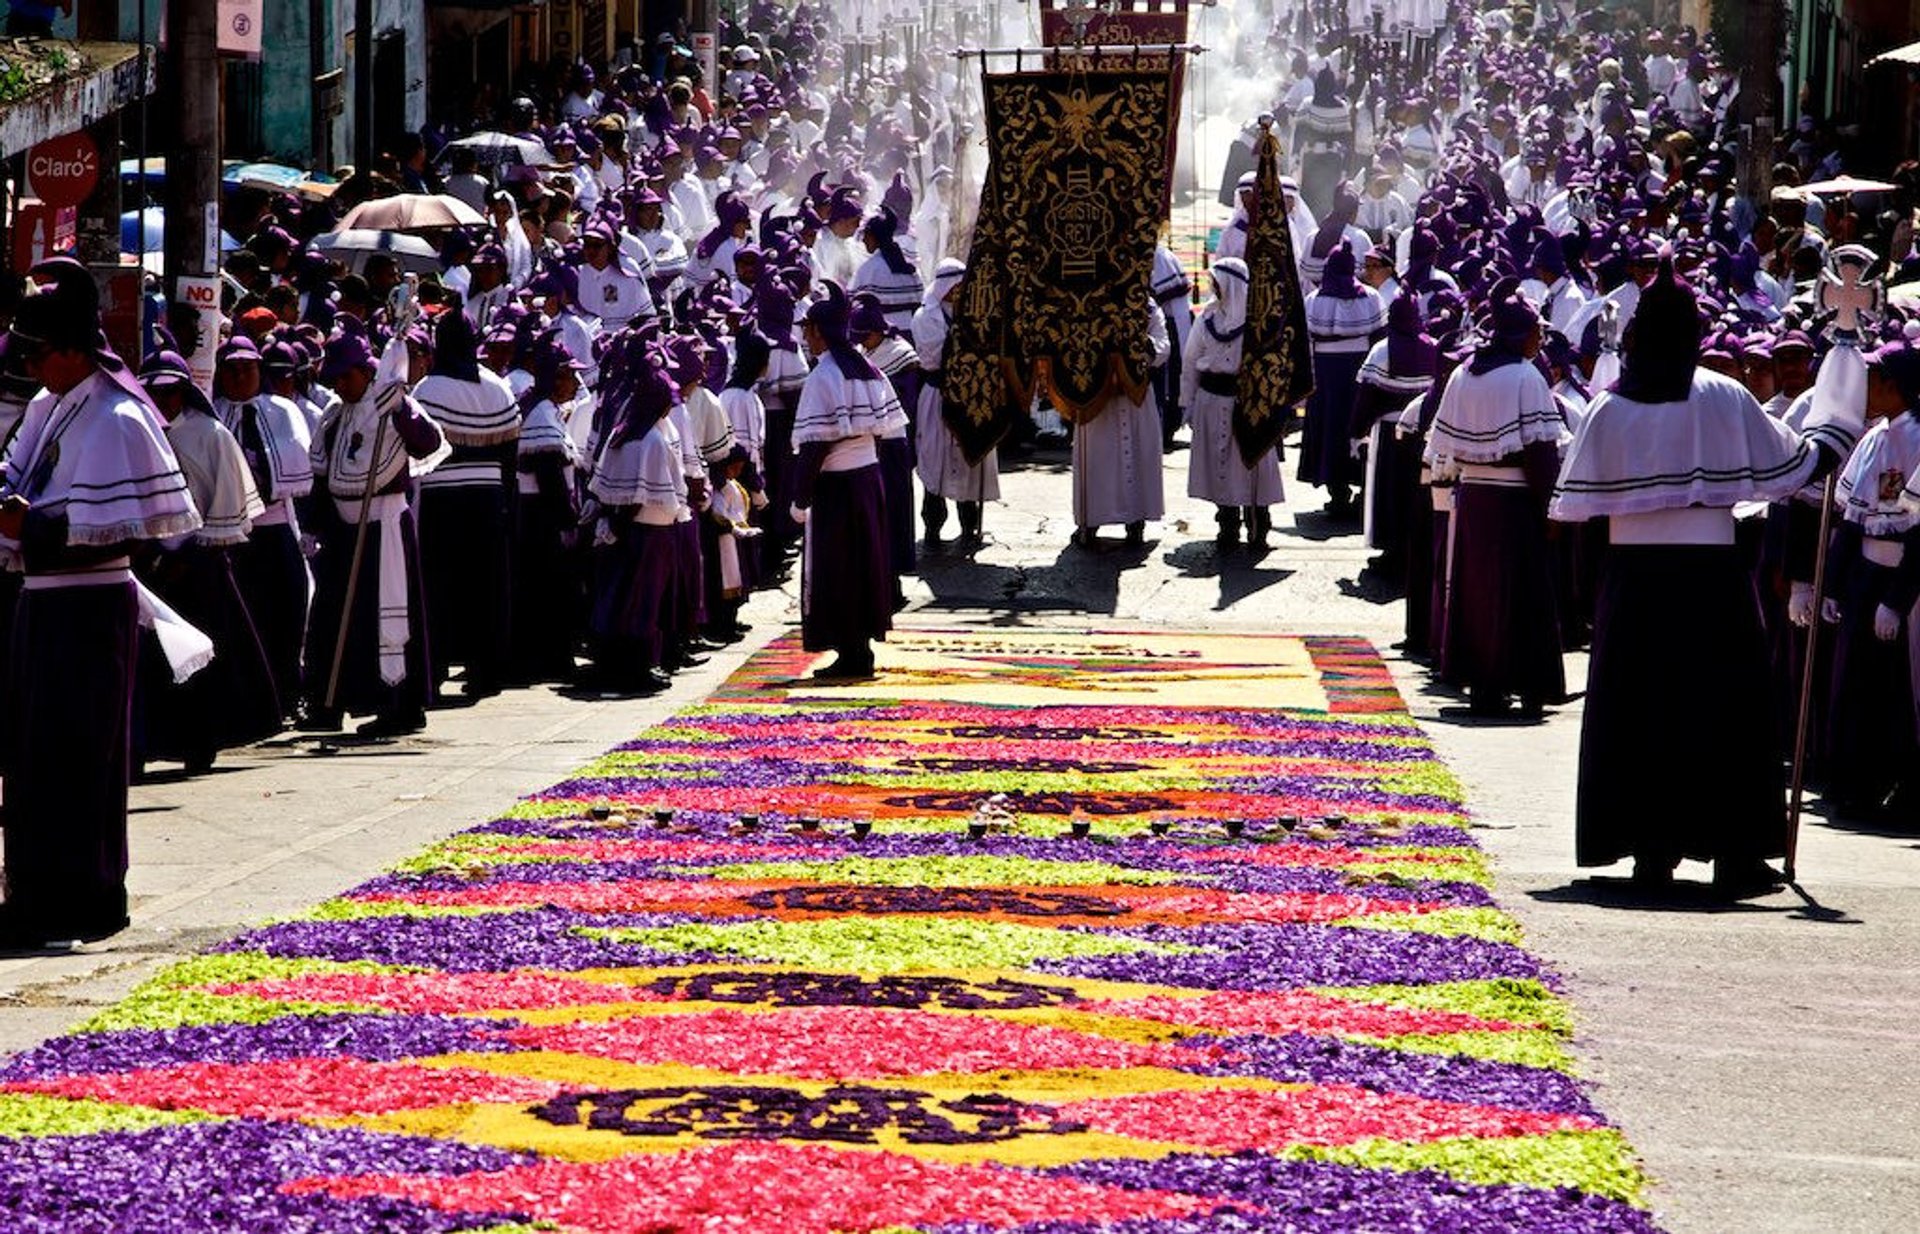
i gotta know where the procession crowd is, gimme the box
[0,0,1911,947]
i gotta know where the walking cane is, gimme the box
[1784,473,1839,883]
[322,408,390,716]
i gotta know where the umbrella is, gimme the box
[224,161,307,191]
[311,229,443,275]
[1794,175,1900,196]
[437,131,554,169]
[222,161,340,200]
[118,156,167,188]
[119,208,243,255]
[335,193,487,231]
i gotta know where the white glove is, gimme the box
[790,502,809,526]
[1875,603,1902,642]
[1822,596,1843,625]
[1788,582,1815,628]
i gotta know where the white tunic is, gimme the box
[719,386,766,471]
[1072,303,1169,528]
[1182,309,1283,506]
[1426,359,1567,475]
[910,301,999,500]
[1553,370,1862,523]
[850,252,924,331]
[213,392,314,529]
[575,260,655,330]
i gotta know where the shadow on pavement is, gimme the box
[1529,879,1794,914]
[1162,541,1295,610]
[1282,509,1362,542]
[1336,571,1404,606]
[1530,877,1862,923]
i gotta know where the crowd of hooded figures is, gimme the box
[1222,2,1914,897]
[0,1,1915,949]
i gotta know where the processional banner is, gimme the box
[1037,0,1189,211]
[1233,124,1315,467]
[942,64,1176,453]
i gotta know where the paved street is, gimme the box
[3,438,1917,1232]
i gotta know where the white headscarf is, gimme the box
[1207,258,1250,336]
[921,257,966,311]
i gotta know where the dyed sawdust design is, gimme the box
[0,629,1664,1232]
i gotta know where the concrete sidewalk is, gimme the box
[2,440,1916,1231]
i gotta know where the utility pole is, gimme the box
[163,0,220,286]
[354,0,374,174]
[1734,1,1785,205]
[74,0,121,269]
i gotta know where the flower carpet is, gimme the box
[0,628,1665,1232]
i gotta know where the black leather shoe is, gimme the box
[1713,859,1787,898]
[813,655,876,681]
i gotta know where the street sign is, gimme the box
[175,275,224,394]
[692,32,717,104]
[27,132,100,210]
[218,0,263,58]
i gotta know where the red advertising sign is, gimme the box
[11,200,78,274]
[27,132,101,210]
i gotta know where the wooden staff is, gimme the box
[1785,473,1839,883]
[322,407,389,715]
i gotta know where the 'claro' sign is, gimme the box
[27,132,100,211]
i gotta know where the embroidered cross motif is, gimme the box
[1819,245,1883,336]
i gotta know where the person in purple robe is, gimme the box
[0,266,201,948]
[1424,277,1567,718]
[302,325,449,736]
[1552,261,1864,893]
[790,283,909,679]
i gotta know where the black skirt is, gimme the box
[4,580,139,937]
[138,543,282,763]
[229,521,309,708]
[590,520,674,677]
[878,434,917,575]
[802,464,894,653]
[1443,483,1564,703]
[1577,544,1787,867]
[1824,560,1920,808]
[305,506,432,718]
[417,481,515,689]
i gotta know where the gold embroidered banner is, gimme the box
[1234,124,1315,467]
[995,66,1175,425]
[1036,0,1189,211]
[940,172,1020,466]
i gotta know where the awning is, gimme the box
[1867,39,1920,68]
[0,42,156,155]
[426,1,533,40]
